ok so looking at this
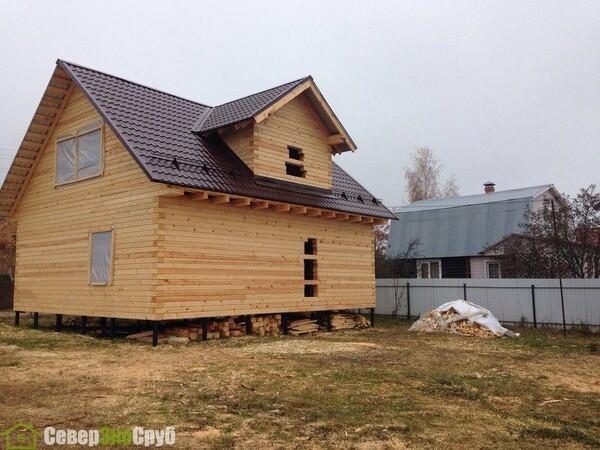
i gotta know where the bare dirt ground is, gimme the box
[0,313,598,449]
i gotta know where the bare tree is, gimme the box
[376,238,421,319]
[374,222,389,257]
[0,218,16,281]
[404,147,459,202]
[502,185,600,278]
[442,174,460,198]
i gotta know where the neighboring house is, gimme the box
[388,182,564,278]
[0,60,395,324]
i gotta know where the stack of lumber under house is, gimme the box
[127,312,369,344]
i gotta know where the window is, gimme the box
[90,231,113,285]
[418,260,441,278]
[288,146,303,161]
[304,238,317,255]
[285,146,306,178]
[56,121,103,185]
[304,238,318,297]
[486,261,501,279]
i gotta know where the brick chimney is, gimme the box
[484,181,495,194]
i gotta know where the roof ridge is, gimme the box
[57,59,212,108]
[210,76,311,109]
[406,183,554,206]
[395,196,535,214]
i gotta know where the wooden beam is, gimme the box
[363,217,374,224]
[254,80,312,123]
[160,187,185,197]
[272,204,291,213]
[349,215,362,222]
[232,198,251,207]
[10,81,74,216]
[322,211,336,219]
[306,208,322,217]
[374,218,389,225]
[306,81,357,152]
[210,194,230,204]
[326,134,346,145]
[290,206,307,215]
[45,85,69,96]
[189,191,209,201]
[334,213,350,221]
[234,119,253,130]
[250,201,269,209]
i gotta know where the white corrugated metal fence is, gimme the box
[376,278,600,326]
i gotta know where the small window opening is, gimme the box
[288,146,304,161]
[304,284,317,297]
[304,259,316,280]
[286,146,305,178]
[286,163,305,177]
[304,238,317,255]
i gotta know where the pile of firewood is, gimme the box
[318,313,371,331]
[250,314,281,336]
[349,313,371,328]
[410,308,495,337]
[288,318,319,335]
[440,309,494,337]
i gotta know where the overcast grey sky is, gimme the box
[1,0,598,206]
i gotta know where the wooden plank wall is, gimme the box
[223,93,333,190]
[155,196,376,320]
[13,87,172,319]
[221,125,254,171]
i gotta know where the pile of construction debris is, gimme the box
[409,300,517,337]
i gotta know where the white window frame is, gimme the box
[89,229,115,286]
[55,121,104,186]
[485,260,502,279]
[418,259,442,279]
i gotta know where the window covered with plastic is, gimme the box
[90,231,113,285]
[56,121,102,185]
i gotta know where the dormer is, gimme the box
[195,77,356,191]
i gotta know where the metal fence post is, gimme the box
[463,283,467,300]
[406,282,411,320]
[559,278,567,337]
[531,284,537,329]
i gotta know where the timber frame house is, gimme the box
[0,60,395,340]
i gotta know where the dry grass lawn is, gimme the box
[0,313,599,449]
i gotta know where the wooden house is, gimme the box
[0,60,395,334]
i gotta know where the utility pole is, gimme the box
[551,200,567,337]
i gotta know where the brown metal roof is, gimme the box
[197,77,309,132]
[2,60,395,219]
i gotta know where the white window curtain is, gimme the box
[90,231,112,285]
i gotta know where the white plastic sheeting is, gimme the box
[410,300,518,337]
[90,231,112,285]
[55,121,102,184]
[77,130,102,178]
[56,138,76,184]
